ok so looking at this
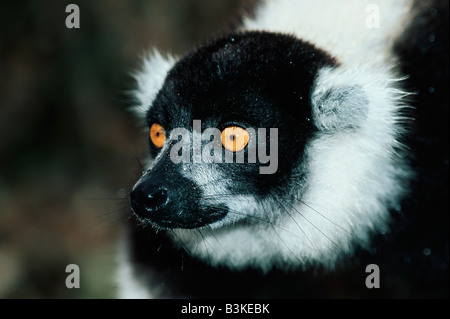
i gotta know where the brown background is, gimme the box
[0,0,241,298]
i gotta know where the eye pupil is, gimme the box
[221,126,249,152]
[150,123,166,148]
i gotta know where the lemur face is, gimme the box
[130,31,405,270]
[130,32,336,230]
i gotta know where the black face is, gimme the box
[130,31,337,229]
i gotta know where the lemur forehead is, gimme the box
[172,31,338,75]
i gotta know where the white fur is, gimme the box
[115,236,153,298]
[121,0,416,293]
[131,50,176,121]
[291,66,411,267]
[167,67,411,272]
[242,0,413,67]
[160,1,414,271]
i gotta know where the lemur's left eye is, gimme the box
[150,123,166,148]
[221,126,249,152]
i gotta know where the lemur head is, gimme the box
[130,31,408,272]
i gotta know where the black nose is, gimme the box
[130,186,169,219]
[143,187,168,212]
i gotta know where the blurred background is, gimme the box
[0,0,242,298]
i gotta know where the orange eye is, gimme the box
[150,123,166,148]
[221,126,249,152]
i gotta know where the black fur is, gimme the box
[132,32,337,229]
[361,0,449,297]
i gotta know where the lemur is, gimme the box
[117,0,449,298]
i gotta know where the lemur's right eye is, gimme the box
[150,123,166,148]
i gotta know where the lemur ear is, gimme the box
[311,69,369,131]
[131,50,176,122]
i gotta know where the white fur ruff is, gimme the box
[126,0,414,277]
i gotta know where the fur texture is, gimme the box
[118,0,449,298]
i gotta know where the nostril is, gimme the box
[142,187,168,212]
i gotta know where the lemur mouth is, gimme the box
[158,207,229,229]
[130,191,228,229]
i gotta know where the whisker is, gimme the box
[181,250,184,271]
[297,199,354,236]
[197,229,213,265]
[271,195,318,253]
[282,199,345,254]
[131,139,145,174]
[94,205,130,219]
[80,197,128,201]
[204,204,306,242]
[168,229,191,257]
[88,184,128,193]
[269,222,305,264]
[203,225,229,256]
[197,203,306,265]
[83,206,129,232]
[199,192,354,238]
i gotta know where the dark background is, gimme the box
[0,0,241,298]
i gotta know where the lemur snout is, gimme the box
[130,168,228,229]
[130,186,169,217]
[130,175,177,227]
